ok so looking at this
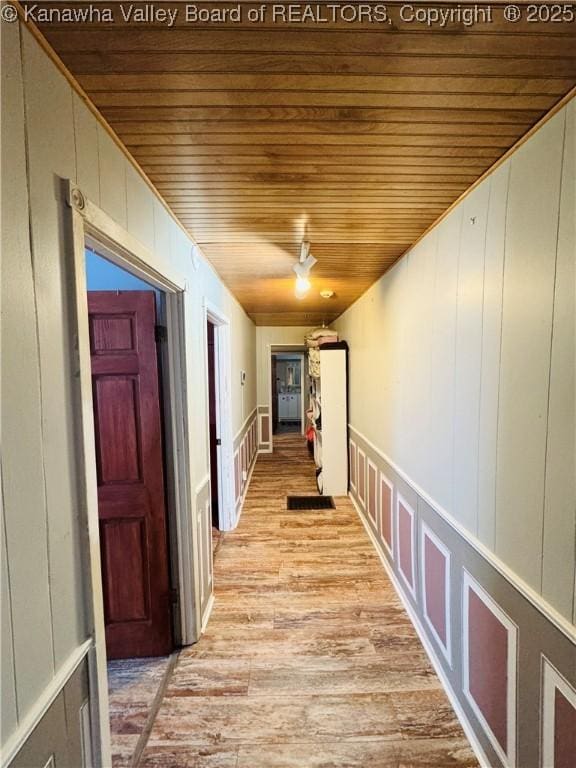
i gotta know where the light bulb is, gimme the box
[295,276,311,299]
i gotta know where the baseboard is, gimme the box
[349,493,491,768]
[200,594,215,634]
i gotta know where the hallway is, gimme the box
[137,435,477,767]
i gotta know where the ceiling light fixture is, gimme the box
[293,240,317,299]
[320,290,334,299]
[295,276,311,299]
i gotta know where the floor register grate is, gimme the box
[287,496,336,510]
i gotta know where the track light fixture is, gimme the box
[293,240,317,299]
[295,276,311,299]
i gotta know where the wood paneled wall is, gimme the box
[1,19,256,754]
[335,98,576,623]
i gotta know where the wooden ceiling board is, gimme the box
[129,146,505,158]
[24,1,576,33]
[35,28,576,56]
[58,52,576,78]
[25,1,576,325]
[77,73,575,94]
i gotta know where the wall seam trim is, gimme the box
[1,472,19,726]
[348,424,576,643]
[71,92,79,197]
[493,162,511,555]
[450,205,465,530]
[475,175,492,541]
[539,108,568,597]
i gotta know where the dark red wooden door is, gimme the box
[88,291,172,659]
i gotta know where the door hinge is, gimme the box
[216,438,222,446]
[155,324,168,343]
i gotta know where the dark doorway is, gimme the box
[88,290,173,659]
[207,320,220,528]
[272,354,303,435]
[271,354,279,434]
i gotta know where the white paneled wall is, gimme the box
[72,94,100,205]
[542,101,575,619]
[453,183,489,534]
[23,21,87,672]
[1,20,256,753]
[428,212,459,513]
[98,122,127,228]
[336,98,576,623]
[495,110,566,595]
[477,163,510,550]
[2,20,56,733]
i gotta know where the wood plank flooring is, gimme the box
[108,656,171,767]
[138,434,478,767]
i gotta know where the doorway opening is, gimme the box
[271,352,306,436]
[67,184,202,765]
[85,248,176,765]
[207,319,220,532]
[203,302,235,535]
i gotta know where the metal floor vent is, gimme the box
[287,496,336,510]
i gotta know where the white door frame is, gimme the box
[268,346,307,451]
[65,182,198,768]
[298,353,306,434]
[203,299,236,531]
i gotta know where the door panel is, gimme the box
[100,518,148,622]
[94,377,141,483]
[88,290,172,659]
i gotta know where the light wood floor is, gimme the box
[138,434,478,767]
[108,656,171,767]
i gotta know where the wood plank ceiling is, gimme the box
[28,1,576,325]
